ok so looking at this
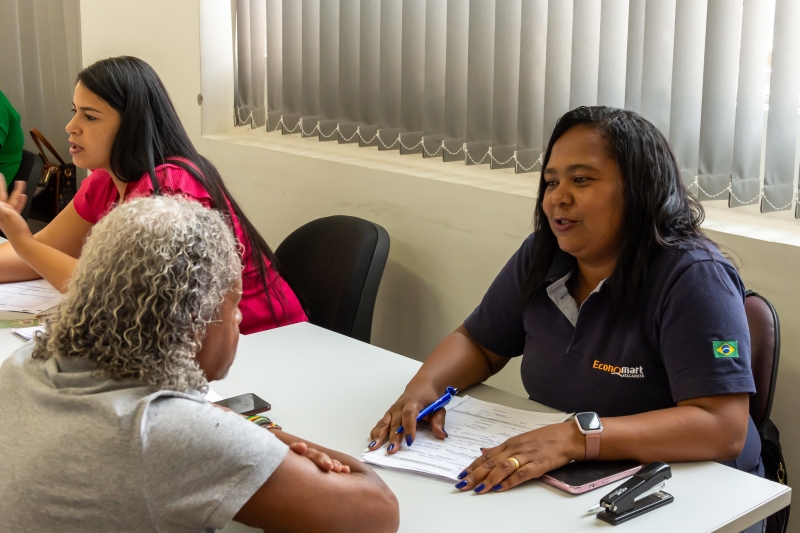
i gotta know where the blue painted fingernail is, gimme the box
[474,484,485,493]
[406,435,413,446]
[457,470,468,480]
[492,484,502,491]
[455,481,467,489]
[443,430,449,438]
[387,444,394,451]
[369,441,376,448]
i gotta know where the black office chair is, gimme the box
[274,215,390,343]
[744,290,789,533]
[11,149,43,222]
[745,290,780,432]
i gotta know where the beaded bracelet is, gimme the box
[247,415,281,430]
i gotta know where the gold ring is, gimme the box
[508,457,521,471]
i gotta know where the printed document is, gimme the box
[361,395,571,481]
[12,325,46,340]
[204,388,224,403]
[0,280,63,314]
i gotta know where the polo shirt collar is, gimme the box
[546,271,608,327]
[543,249,576,285]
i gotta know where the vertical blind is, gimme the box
[0,0,82,159]
[234,0,800,216]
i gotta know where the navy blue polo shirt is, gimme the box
[464,234,761,475]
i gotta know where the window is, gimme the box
[234,0,800,216]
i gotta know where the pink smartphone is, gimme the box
[541,460,642,494]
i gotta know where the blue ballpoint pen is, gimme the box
[396,386,458,434]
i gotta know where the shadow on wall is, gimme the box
[370,258,445,362]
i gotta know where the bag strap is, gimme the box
[29,128,67,166]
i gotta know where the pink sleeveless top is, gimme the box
[73,162,307,334]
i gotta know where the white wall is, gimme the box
[81,1,798,529]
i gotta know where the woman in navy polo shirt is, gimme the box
[368,107,761,496]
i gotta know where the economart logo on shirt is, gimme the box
[713,340,739,358]
[592,360,645,378]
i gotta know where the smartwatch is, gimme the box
[575,412,603,461]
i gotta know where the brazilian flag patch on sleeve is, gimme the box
[713,340,739,358]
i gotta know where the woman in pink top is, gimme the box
[0,56,306,334]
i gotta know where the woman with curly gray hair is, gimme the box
[0,196,398,533]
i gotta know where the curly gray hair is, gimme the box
[32,195,242,392]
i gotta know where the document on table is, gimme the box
[360,395,572,481]
[0,280,63,314]
[12,325,46,340]
[204,388,224,402]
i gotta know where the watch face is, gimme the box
[576,412,602,431]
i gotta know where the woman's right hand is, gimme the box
[367,325,507,455]
[0,179,31,244]
[367,381,449,454]
[0,178,27,215]
[0,184,33,246]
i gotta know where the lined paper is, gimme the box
[361,396,571,481]
[0,280,63,314]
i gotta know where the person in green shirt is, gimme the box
[0,90,24,188]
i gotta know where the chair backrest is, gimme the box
[744,290,781,432]
[274,215,390,343]
[12,149,43,221]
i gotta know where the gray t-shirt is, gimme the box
[0,343,288,533]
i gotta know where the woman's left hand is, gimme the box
[289,441,351,474]
[212,402,353,475]
[455,421,585,494]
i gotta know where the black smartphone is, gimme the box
[216,393,271,416]
[542,460,642,494]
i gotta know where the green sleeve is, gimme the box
[0,103,9,147]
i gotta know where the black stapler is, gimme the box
[595,461,674,525]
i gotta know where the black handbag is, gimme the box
[28,128,77,222]
[761,419,790,533]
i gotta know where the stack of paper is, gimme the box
[0,280,63,314]
[204,388,224,402]
[11,325,46,340]
[361,395,571,481]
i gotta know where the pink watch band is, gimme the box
[584,433,600,461]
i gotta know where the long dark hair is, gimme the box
[77,56,287,323]
[522,106,712,316]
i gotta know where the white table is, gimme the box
[0,323,791,532]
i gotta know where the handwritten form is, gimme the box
[361,396,571,481]
[0,280,63,314]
